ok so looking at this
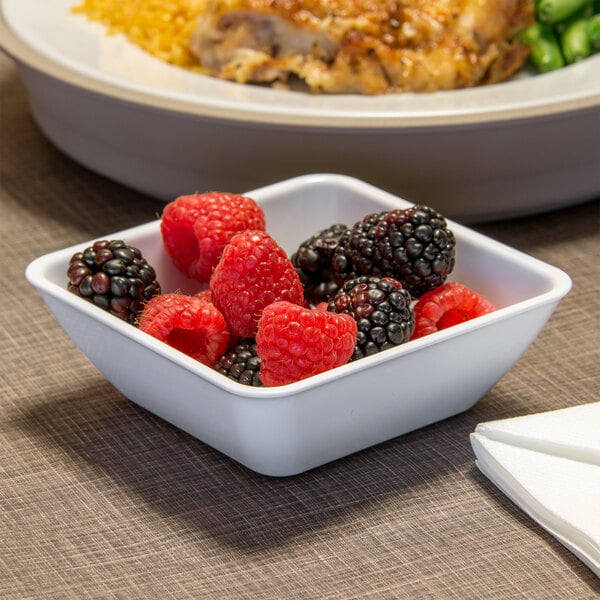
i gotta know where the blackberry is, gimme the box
[214,338,263,386]
[291,224,350,305]
[333,205,456,298]
[328,276,414,360]
[67,239,161,324]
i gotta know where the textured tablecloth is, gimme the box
[1,52,599,599]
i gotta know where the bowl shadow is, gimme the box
[19,380,485,551]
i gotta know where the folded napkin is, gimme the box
[470,402,600,577]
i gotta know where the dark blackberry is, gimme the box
[67,239,161,324]
[333,205,456,298]
[328,276,414,360]
[214,338,263,386]
[291,224,350,306]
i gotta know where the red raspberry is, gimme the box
[139,293,230,366]
[160,192,265,282]
[210,230,305,338]
[256,301,357,386]
[195,289,213,303]
[411,282,495,339]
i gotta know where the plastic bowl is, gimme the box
[25,174,572,476]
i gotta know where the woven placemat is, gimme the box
[1,52,599,599]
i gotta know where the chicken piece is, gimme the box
[190,0,534,94]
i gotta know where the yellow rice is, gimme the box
[71,0,208,70]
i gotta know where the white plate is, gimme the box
[4,0,600,125]
[2,0,600,220]
[26,174,572,476]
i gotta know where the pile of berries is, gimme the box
[67,239,161,324]
[67,192,495,387]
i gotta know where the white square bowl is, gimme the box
[25,174,572,476]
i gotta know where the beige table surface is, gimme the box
[1,51,599,599]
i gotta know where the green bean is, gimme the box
[554,1,595,34]
[521,23,566,71]
[536,0,591,25]
[588,14,600,46]
[561,18,592,62]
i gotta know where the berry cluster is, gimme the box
[67,239,160,324]
[66,192,495,387]
[331,205,456,298]
[160,191,266,282]
[328,276,414,361]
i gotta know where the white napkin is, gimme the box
[470,402,600,576]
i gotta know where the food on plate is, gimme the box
[536,0,591,25]
[560,17,593,62]
[520,22,566,70]
[72,0,535,93]
[66,239,161,323]
[65,191,495,386]
[160,191,265,282]
[190,0,534,93]
[72,0,209,70]
[327,276,414,360]
[139,292,230,365]
[520,0,600,70]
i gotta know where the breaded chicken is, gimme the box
[190,0,534,94]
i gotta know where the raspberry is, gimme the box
[328,276,414,360]
[139,293,230,366]
[256,301,357,386]
[411,282,495,339]
[209,230,305,338]
[195,289,213,303]
[214,338,263,387]
[334,205,456,297]
[160,192,265,282]
[67,239,160,324]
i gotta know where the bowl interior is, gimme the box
[31,173,570,330]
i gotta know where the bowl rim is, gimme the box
[24,173,573,398]
[2,0,599,129]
